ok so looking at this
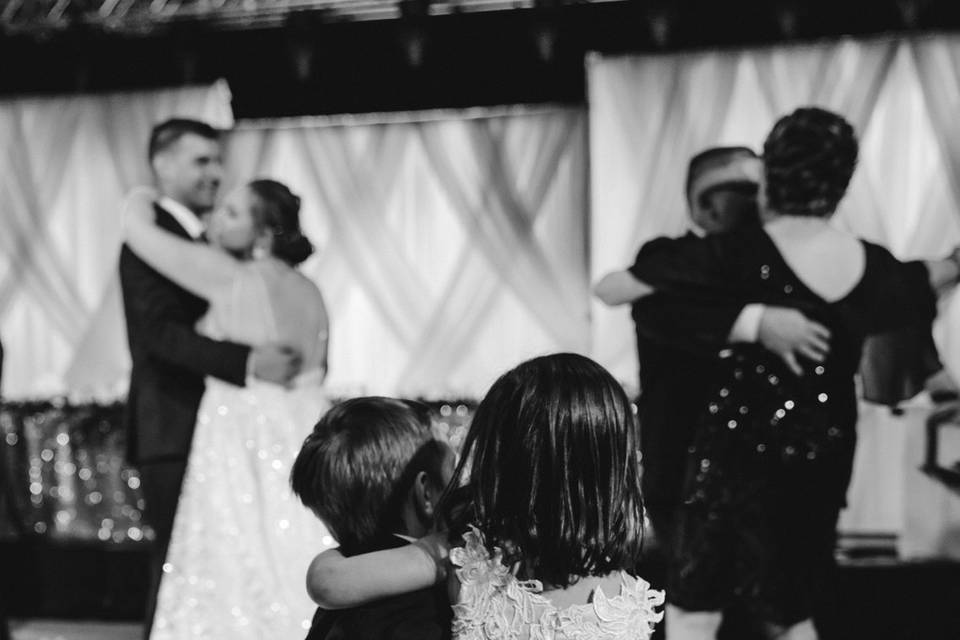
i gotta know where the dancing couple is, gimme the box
[119,118,331,639]
[597,107,960,640]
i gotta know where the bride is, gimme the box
[122,179,332,639]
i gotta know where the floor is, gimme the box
[10,620,142,640]
[8,556,960,640]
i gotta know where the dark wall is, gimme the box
[2,1,960,118]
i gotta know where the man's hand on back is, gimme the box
[757,307,831,376]
[250,344,302,385]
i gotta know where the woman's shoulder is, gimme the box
[246,260,322,296]
[282,265,324,301]
[286,263,324,298]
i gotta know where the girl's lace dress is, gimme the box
[450,527,664,640]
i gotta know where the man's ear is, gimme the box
[700,192,719,219]
[151,153,171,183]
[413,470,435,519]
[703,192,735,231]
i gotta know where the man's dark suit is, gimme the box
[628,233,743,545]
[305,537,451,640]
[118,202,250,635]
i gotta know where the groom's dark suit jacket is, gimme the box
[305,536,451,640]
[119,202,250,465]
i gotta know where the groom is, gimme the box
[119,118,300,637]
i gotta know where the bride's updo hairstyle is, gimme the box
[442,353,644,588]
[762,107,858,219]
[248,179,315,266]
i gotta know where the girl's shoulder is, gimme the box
[449,527,664,640]
[449,527,547,639]
[449,526,528,594]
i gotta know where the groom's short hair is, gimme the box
[291,397,449,555]
[148,118,220,163]
[685,146,758,204]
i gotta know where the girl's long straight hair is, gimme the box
[442,353,645,588]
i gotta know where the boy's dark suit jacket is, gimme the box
[305,536,451,640]
[119,202,250,465]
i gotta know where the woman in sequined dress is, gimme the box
[630,108,960,640]
[123,180,332,640]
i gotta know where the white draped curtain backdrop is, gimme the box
[588,35,960,544]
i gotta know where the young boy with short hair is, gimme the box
[291,397,455,640]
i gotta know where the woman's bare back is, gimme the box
[763,216,866,303]
[203,259,328,374]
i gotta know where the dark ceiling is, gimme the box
[2,0,959,118]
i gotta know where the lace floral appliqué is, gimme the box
[450,527,664,640]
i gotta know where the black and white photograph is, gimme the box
[1,1,960,639]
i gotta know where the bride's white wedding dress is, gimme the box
[151,263,331,640]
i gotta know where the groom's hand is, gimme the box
[250,344,302,385]
[757,307,831,376]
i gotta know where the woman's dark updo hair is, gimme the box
[247,179,315,266]
[762,107,858,218]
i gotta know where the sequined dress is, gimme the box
[450,527,664,640]
[631,224,937,625]
[151,264,331,640]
